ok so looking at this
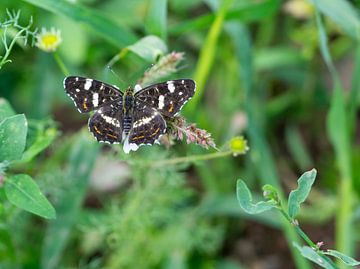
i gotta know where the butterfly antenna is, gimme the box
[106,65,125,85]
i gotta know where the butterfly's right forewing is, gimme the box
[64,76,123,113]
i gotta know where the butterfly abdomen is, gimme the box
[123,116,132,135]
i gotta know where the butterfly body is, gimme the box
[63,76,196,153]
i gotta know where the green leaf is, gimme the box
[310,0,360,41]
[0,99,15,123]
[236,180,276,214]
[293,243,334,269]
[169,0,280,35]
[19,126,58,163]
[325,249,360,266]
[21,0,137,47]
[0,114,27,162]
[41,132,99,269]
[288,169,317,219]
[128,35,168,62]
[145,0,167,40]
[4,174,56,219]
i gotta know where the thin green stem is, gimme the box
[0,27,26,69]
[148,150,232,168]
[53,51,69,76]
[278,207,340,269]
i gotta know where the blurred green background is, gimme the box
[1,0,360,268]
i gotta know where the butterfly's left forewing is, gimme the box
[64,76,122,113]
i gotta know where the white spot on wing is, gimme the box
[93,93,99,107]
[76,88,80,92]
[158,95,165,109]
[84,79,93,90]
[167,81,175,93]
[99,109,120,127]
[179,91,183,96]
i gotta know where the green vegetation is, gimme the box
[0,0,360,268]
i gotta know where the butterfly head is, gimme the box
[123,86,135,114]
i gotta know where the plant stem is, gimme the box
[53,51,69,76]
[0,27,26,69]
[279,208,340,269]
[149,150,232,168]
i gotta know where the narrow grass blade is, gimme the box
[0,114,27,162]
[310,0,360,40]
[236,180,276,214]
[145,0,167,40]
[188,0,233,112]
[41,132,99,269]
[169,0,280,35]
[288,169,317,219]
[285,126,313,171]
[227,22,311,269]
[21,0,137,47]
[4,174,56,219]
[313,8,354,257]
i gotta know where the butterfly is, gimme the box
[63,76,196,153]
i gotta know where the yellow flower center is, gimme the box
[42,34,58,46]
[230,136,249,156]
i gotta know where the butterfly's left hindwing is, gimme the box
[135,79,196,117]
[88,102,123,144]
[64,76,122,113]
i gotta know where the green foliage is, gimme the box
[236,180,276,214]
[310,0,360,40]
[127,35,167,63]
[0,100,56,219]
[101,164,222,269]
[0,10,37,69]
[288,169,317,219]
[325,250,360,266]
[41,133,99,269]
[4,174,56,219]
[0,114,27,162]
[21,0,137,47]
[1,0,360,268]
[237,170,360,268]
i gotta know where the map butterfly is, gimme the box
[63,76,196,153]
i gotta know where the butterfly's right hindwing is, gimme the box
[64,76,122,113]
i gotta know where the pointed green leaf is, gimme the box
[236,180,276,214]
[293,243,334,269]
[4,174,56,219]
[325,250,360,266]
[128,35,167,62]
[288,169,317,219]
[0,99,15,123]
[145,0,167,40]
[0,114,27,162]
[310,0,360,41]
[21,0,137,47]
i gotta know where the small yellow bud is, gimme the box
[230,136,249,156]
